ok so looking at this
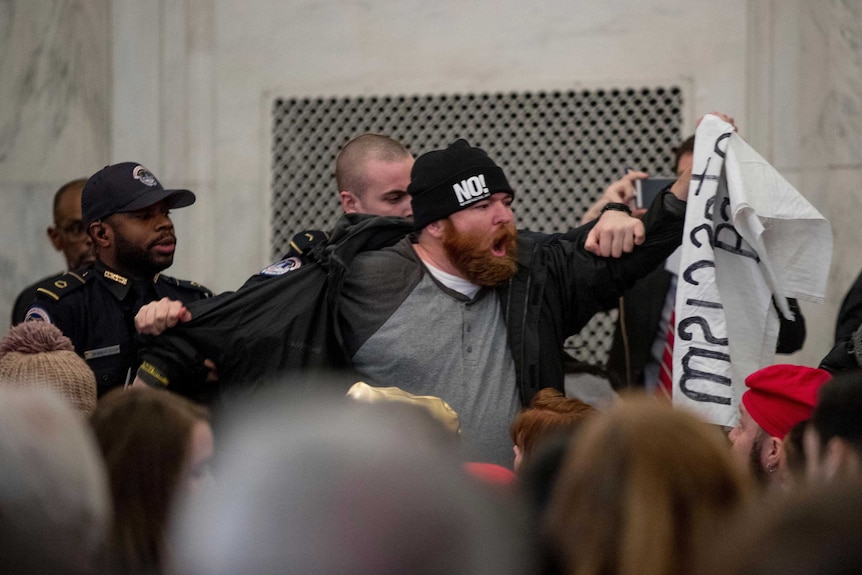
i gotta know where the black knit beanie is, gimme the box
[408,139,514,230]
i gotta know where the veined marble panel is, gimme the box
[779,0,862,170]
[819,0,862,167]
[0,0,110,180]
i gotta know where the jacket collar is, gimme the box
[93,260,158,301]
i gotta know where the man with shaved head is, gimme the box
[229,134,414,283]
[336,134,414,218]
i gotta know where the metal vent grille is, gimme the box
[272,87,683,365]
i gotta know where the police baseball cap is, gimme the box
[82,162,196,225]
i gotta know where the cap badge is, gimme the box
[132,165,157,187]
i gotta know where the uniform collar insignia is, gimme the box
[103,270,128,285]
[94,261,132,300]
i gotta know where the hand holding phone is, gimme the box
[636,178,676,209]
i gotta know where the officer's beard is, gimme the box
[440,220,518,287]
[113,231,175,279]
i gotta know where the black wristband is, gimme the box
[600,202,632,216]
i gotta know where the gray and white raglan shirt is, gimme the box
[339,237,520,467]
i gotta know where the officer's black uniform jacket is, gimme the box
[26,261,211,395]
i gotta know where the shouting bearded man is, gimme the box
[134,138,691,466]
[337,139,688,465]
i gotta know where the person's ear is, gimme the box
[89,221,111,247]
[47,225,63,251]
[763,436,782,474]
[426,219,446,240]
[340,191,359,213]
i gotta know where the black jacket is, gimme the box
[836,269,862,342]
[501,190,684,404]
[136,215,413,395]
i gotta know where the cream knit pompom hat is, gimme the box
[0,322,97,415]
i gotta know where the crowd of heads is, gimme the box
[2,364,861,575]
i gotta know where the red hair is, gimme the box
[509,388,595,458]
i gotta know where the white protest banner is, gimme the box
[672,115,831,427]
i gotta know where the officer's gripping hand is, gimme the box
[135,297,193,336]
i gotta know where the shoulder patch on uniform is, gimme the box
[33,271,88,300]
[24,305,52,323]
[260,257,303,276]
[287,229,329,257]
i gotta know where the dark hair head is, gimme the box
[52,179,87,224]
[674,135,696,173]
[812,369,862,453]
[782,419,809,480]
[90,388,208,573]
[703,483,862,575]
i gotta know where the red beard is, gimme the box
[440,220,518,287]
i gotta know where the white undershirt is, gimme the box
[422,261,481,299]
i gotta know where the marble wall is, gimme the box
[758,0,862,365]
[1,0,859,368]
[0,0,110,321]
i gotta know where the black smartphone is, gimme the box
[636,178,676,208]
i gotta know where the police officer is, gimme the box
[25,162,211,396]
[10,178,95,325]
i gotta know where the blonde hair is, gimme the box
[545,396,750,575]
